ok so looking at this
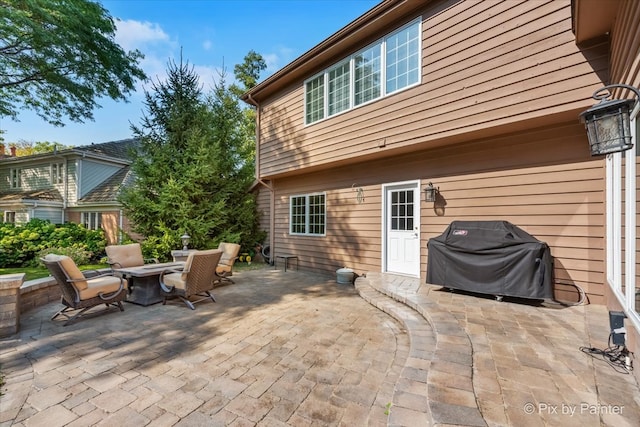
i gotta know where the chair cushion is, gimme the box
[163,272,187,290]
[105,243,145,268]
[216,264,232,274]
[58,255,89,291]
[78,276,127,300]
[218,243,240,266]
[43,253,65,261]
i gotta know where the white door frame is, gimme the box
[381,180,421,277]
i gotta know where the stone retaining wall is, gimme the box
[20,277,60,314]
[0,275,60,338]
[0,274,27,337]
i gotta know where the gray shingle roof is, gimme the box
[74,138,140,160]
[0,189,63,202]
[79,166,133,203]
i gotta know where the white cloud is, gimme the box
[111,19,236,95]
[193,64,224,89]
[263,46,296,75]
[113,19,178,92]
[114,19,172,52]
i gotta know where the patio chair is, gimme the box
[41,254,127,326]
[216,242,241,284]
[159,249,224,309]
[105,243,158,270]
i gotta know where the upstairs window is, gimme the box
[290,193,326,236]
[354,44,381,106]
[305,75,325,124]
[10,168,21,189]
[386,21,420,94]
[304,18,421,125]
[328,61,351,116]
[51,163,64,185]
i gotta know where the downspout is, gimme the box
[119,209,124,244]
[246,93,275,260]
[53,145,68,222]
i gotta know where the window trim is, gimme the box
[4,211,16,223]
[10,168,22,189]
[81,212,102,231]
[289,192,327,236]
[304,17,422,126]
[51,162,64,185]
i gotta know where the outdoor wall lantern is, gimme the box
[579,84,640,156]
[181,233,191,251]
[424,182,439,202]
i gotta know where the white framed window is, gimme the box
[10,168,22,189]
[81,212,102,230]
[354,44,382,106]
[386,21,421,94]
[51,163,64,184]
[305,75,325,124]
[4,211,16,223]
[290,193,326,236]
[304,18,421,125]
[328,61,351,116]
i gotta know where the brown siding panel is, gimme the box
[257,0,604,178]
[268,121,604,303]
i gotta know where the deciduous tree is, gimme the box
[0,0,146,126]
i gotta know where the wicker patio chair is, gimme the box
[105,243,158,269]
[216,242,241,284]
[41,254,128,326]
[159,249,223,309]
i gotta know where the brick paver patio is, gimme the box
[1,266,639,426]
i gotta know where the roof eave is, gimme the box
[243,0,427,102]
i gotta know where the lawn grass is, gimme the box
[0,259,269,282]
[0,264,108,282]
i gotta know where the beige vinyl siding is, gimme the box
[269,120,604,303]
[257,0,606,178]
[33,207,63,224]
[255,186,271,243]
[67,160,78,203]
[609,0,640,89]
[609,0,640,304]
[422,164,604,304]
[5,164,51,191]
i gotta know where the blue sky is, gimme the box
[1,0,380,147]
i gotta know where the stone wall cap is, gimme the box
[0,273,26,290]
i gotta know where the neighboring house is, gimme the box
[244,0,640,378]
[0,139,138,244]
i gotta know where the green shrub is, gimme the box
[0,219,107,267]
[35,247,92,266]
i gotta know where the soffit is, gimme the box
[572,0,620,44]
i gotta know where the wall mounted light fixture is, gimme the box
[352,184,365,203]
[579,84,640,156]
[424,182,439,202]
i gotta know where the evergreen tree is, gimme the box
[119,53,265,258]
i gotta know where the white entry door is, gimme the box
[384,181,420,276]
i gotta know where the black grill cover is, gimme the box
[427,221,553,300]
